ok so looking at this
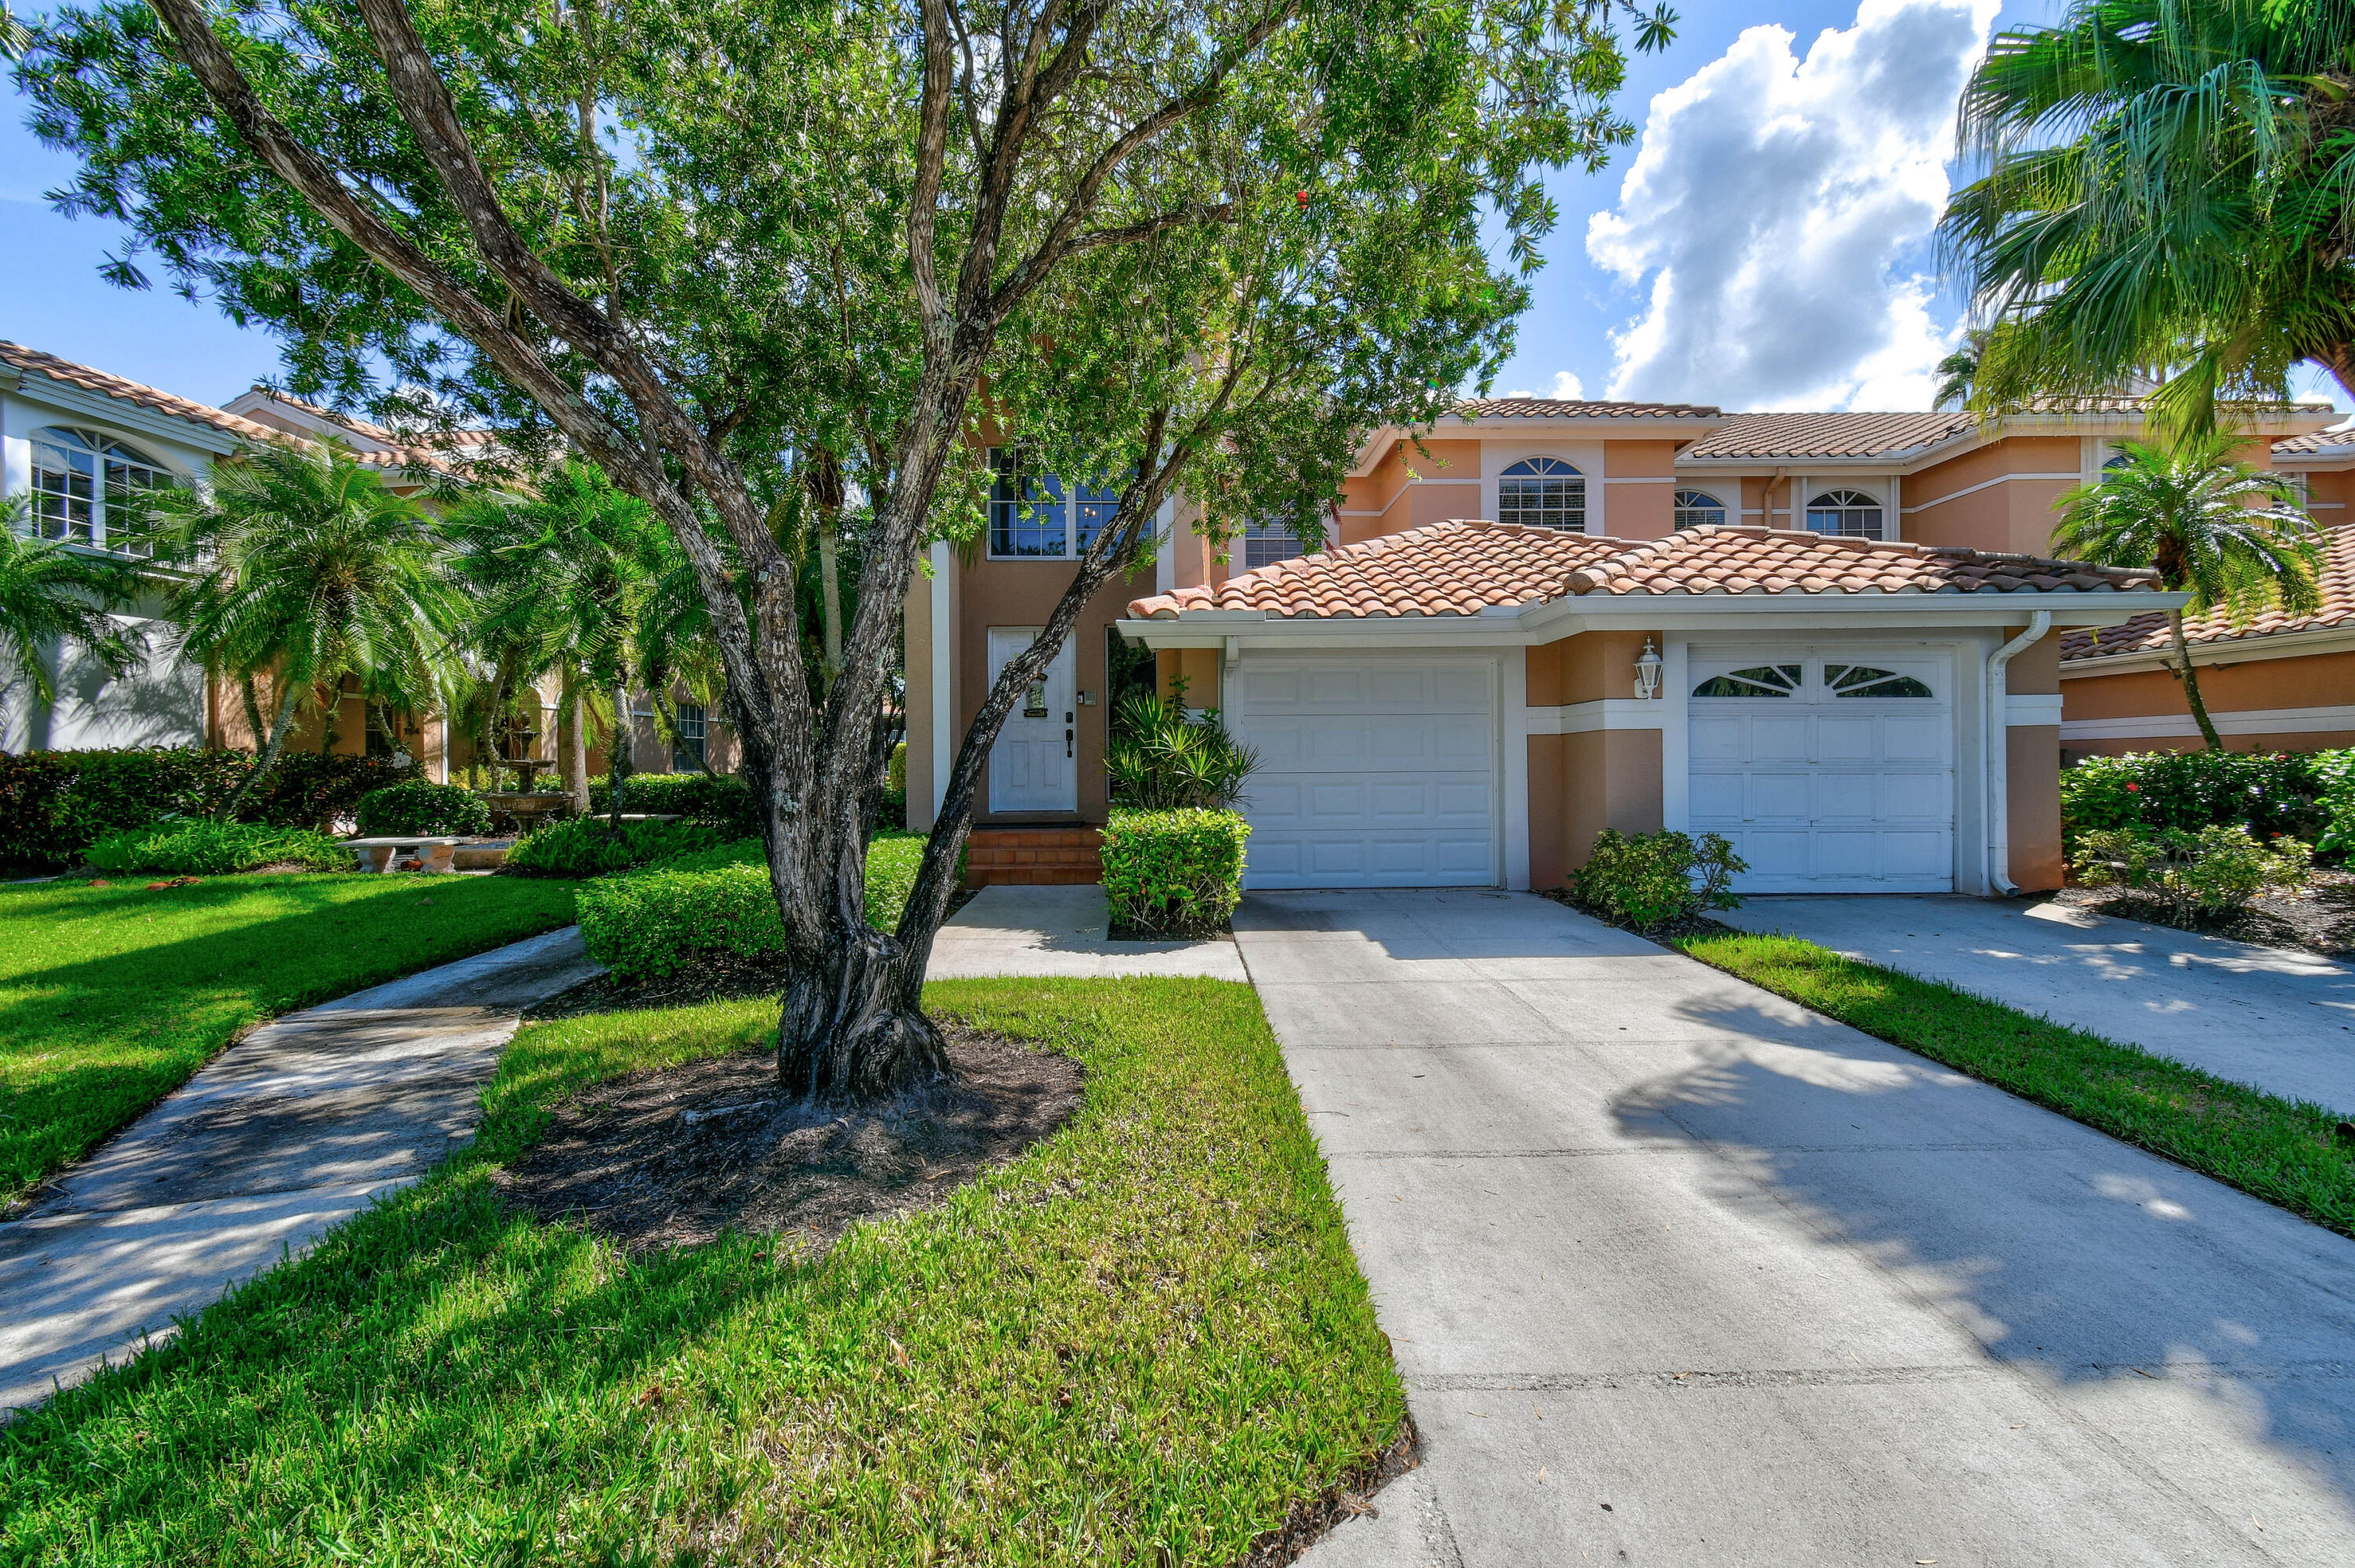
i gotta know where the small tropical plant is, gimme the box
[2072,823,2312,922]
[1104,689,1258,810]
[83,817,350,874]
[2051,436,2319,749]
[144,441,457,819]
[1568,829,1747,932]
[0,494,146,737]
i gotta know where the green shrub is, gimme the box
[1100,808,1249,936]
[1105,692,1258,810]
[2316,750,2355,858]
[82,819,352,875]
[502,816,725,877]
[2072,824,2312,922]
[0,747,416,867]
[1567,828,1746,932]
[2059,750,2325,848]
[355,781,493,837]
[584,771,759,836]
[577,831,929,983]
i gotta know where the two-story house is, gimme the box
[904,396,2335,895]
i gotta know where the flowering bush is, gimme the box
[2071,824,2312,921]
[2059,750,2327,850]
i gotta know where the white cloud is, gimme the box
[1498,370,1586,400]
[1586,0,1998,411]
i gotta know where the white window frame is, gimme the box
[1242,516,1305,570]
[1804,487,1886,540]
[1672,488,1726,531]
[26,425,172,556]
[986,446,1121,560]
[1497,457,1586,533]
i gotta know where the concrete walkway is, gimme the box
[0,926,601,1415]
[1718,895,2355,1114]
[926,884,1247,979]
[1239,890,2355,1566]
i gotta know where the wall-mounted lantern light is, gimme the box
[1634,636,1663,700]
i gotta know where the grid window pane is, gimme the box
[672,702,707,771]
[1074,483,1122,551]
[988,447,1068,556]
[1673,489,1725,530]
[1243,518,1303,569]
[32,443,95,543]
[28,428,169,553]
[103,457,166,555]
[1498,458,1584,531]
[1805,489,1882,539]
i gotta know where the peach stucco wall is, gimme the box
[1904,436,2080,556]
[2007,724,2065,890]
[1525,630,1668,888]
[1601,441,1678,538]
[2064,648,2355,721]
[1527,629,1658,706]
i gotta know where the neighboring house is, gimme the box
[2057,428,2355,757]
[904,396,2333,893]
[0,342,731,782]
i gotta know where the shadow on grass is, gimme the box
[0,979,1404,1566]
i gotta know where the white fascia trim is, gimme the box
[2005,692,2063,727]
[1900,472,2081,514]
[9,374,245,458]
[1525,698,1668,735]
[2060,622,2355,676]
[2061,704,2355,742]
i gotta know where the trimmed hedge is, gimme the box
[1100,808,1249,937]
[356,781,493,837]
[502,815,726,877]
[2059,750,2328,848]
[576,831,927,983]
[0,748,417,868]
[82,819,352,875]
[585,771,759,837]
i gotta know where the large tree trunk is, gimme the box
[561,676,590,811]
[2313,341,2355,406]
[608,681,635,829]
[2167,611,2224,751]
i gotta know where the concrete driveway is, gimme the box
[1236,889,2355,1566]
[1718,895,2355,1114]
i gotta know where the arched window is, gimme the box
[1498,458,1584,532]
[1673,489,1725,530]
[29,427,169,554]
[1805,488,1882,539]
[1825,663,1933,698]
[1692,664,1801,698]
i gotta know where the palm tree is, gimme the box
[444,461,674,818]
[1,5,34,63]
[145,441,456,817]
[2051,434,2320,749]
[1939,0,2355,431]
[0,495,146,743]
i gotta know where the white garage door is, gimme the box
[1689,653,1955,893]
[1232,657,1496,889]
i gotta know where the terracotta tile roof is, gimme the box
[1128,521,2157,619]
[1681,411,1973,461]
[2273,425,2355,458]
[2,340,295,449]
[2061,524,2355,661]
[1458,396,1722,421]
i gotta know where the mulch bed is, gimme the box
[495,1023,1085,1253]
[2051,868,2355,958]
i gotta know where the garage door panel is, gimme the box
[1238,658,1495,888]
[1689,652,1954,893]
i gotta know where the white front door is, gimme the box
[1232,655,1497,889]
[1688,651,1955,892]
[988,627,1077,813]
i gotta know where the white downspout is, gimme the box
[1984,610,2050,897]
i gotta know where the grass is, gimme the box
[0,978,1402,1565]
[0,873,579,1206]
[1678,929,2355,1238]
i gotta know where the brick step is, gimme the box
[964,826,1101,888]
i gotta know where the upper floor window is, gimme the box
[988,446,1123,558]
[1673,489,1725,530]
[672,702,707,771]
[28,426,168,554]
[1498,457,1584,532]
[1805,488,1882,539]
[1243,517,1305,570]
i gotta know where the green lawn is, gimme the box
[0,978,1402,1565]
[1678,930,2355,1238]
[0,873,579,1205]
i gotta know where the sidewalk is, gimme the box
[0,926,601,1414]
[926,884,1247,979]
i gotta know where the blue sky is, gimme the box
[4,0,2347,417]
